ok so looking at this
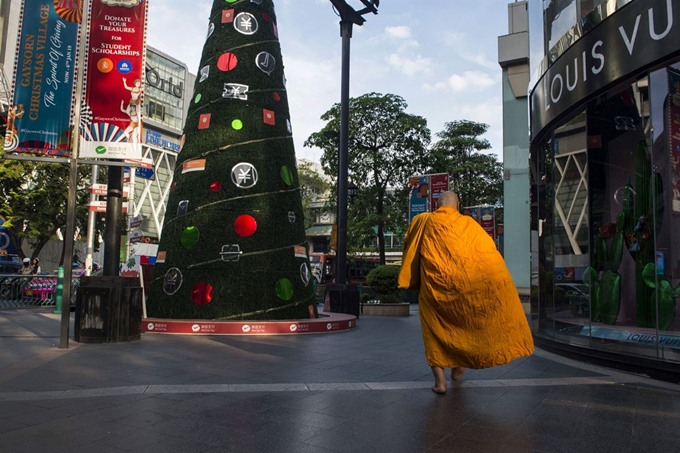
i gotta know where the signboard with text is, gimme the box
[80,0,148,160]
[668,68,680,213]
[408,173,449,222]
[4,0,80,156]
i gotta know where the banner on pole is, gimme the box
[408,173,449,222]
[79,0,148,160]
[3,0,81,156]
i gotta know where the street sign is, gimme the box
[124,157,153,169]
[88,184,130,197]
[128,215,143,229]
[135,167,155,180]
[129,230,144,243]
[88,201,128,213]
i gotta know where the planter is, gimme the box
[360,302,410,316]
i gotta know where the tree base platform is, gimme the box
[142,312,357,336]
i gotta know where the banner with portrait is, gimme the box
[4,0,81,157]
[80,0,147,159]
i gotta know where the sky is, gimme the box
[146,0,512,163]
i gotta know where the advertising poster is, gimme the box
[668,68,680,213]
[429,173,449,211]
[479,207,496,240]
[4,0,81,156]
[462,206,480,222]
[80,0,148,160]
[408,176,429,221]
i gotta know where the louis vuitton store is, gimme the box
[529,0,680,374]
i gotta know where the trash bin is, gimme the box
[326,283,360,318]
[74,276,143,343]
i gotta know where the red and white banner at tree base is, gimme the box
[79,0,148,160]
[142,313,358,335]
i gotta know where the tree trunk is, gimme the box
[148,0,315,321]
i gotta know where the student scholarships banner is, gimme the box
[4,0,81,156]
[80,0,147,160]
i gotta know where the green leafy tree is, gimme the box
[0,149,102,262]
[149,0,315,320]
[305,93,431,264]
[297,161,330,230]
[429,120,503,207]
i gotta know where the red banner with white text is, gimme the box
[80,0,147,159]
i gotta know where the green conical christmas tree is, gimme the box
[148,0,316,321]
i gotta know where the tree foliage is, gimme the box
[305,93,431,264]
[297,161,331,229]
[428,120,503,208]
[0,149,103,262]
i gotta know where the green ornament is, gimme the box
[194,93,202,103]
[225,0,238,3]
[275,278,294,301]
[181,226,200,249]
[232,119,243,130]
[281,166,294,186]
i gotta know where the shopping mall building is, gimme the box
[524,0,680,374]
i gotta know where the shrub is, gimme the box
[366,265,401,304]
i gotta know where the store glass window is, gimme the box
[144,50,187,132]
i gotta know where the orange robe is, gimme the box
[399,207,534,369]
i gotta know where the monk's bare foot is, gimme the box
[431,385,446,394]
[451,367,466,380]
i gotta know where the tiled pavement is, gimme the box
[1,306,679,453]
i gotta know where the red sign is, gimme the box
[429,173,449,211]
[88,201,128,213]
[142,314,357,335]
[80,0,148,160]
[479,207,496,240]
[89,183,129,197]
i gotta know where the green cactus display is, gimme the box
[642,264,679,331]
[583,231,623,325]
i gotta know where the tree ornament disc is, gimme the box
[192,282,214,306]
[276,278,294,301]
[181,226,200,248]
[234,215,257,237]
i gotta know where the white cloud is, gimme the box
[385,25,412,39]
[425,71,498,93]
[387,53,433,78]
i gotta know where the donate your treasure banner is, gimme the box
[4,0,80,157]
[80,0,147,160]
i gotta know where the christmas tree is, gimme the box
[148,0,316,321]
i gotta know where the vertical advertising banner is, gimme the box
[668,68,680,213]
[429,173,449,212]
[408,176,429,222]
[80,0,147,159]
[4,0,81,156]
[479,207,496,240]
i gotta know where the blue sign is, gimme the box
[117,60,133,74]
[135,167,155,180]
[409,176,429,222]
[5,0,80,156]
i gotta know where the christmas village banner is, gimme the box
[4,0,147,159]
[4,0,81,156]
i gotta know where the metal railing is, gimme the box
[0,274,80,309]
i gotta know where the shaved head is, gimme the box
[437,191,460,210]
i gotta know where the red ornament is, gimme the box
[171,182,177,191]
[273,92,281,102]
[192,283,213,306]
[234,215,257,237]
[262,12,271,22]
[210,181,222,192]
[217,52,238,72]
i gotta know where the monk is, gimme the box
[399,191,534,394]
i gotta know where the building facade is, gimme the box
[499,1,532,314]
[129,46,195,246]
[529,0,680,371]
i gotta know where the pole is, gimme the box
[59,0,90,348]
[336,19,352,286]
[103,166,124,276]
[84,165,99,276]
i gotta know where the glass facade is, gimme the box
[144,49,187,132]
[530,0,680,364]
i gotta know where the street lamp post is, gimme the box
[327,0,378,316]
